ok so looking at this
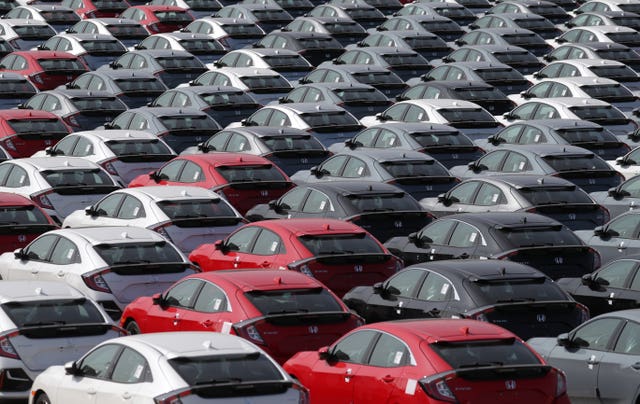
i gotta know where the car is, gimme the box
[550,26,640,52]
[591,174,640,219]
[395,2,477,27]
[65,17,149,49]
[119,5,194,34]
[396,80,517,116]
[62,186,245,253]
[276,82,393,120]
[189,218,403,297]
[344,260,589,339]
[281,16,368,46]
[213,3,294,34]
[298,64,408,98]
[375,14,466,43]
[181,17,266,50]
[0,19,56,51]
[0,71,37,109]
[21,89,128,132]
[0,50,89,91]
[0,226,197,321]
[0,280,125,402]
[353,30,454,61]
[251,31,344,67]
[149,0,223,19]
[482,119,631,161]
[469,12,563,39]
[528,309,640,403]
[128,153,295,215]
[415,61,532,98]
[132,32,226,65]
[565,10,640,31]
[236,103,364,148]
[306,2,387,30]
[543,42,640,73]
[439,45,546,76]
[64,69,168,109]
[245,181,433,242]
[360,99,504,142]
[290,148,458,200]
[28,331,309,404]
[0,109,71,159]
[329,122,484,169]
[4,5,80,33]
[181,126,331,176]
[37,33,128,71]
[556,258,640,316]
[455,27,553,58]
[104,107,222,154]
[417,0,491,14]
[62,0,130,19]
[486,0,572,24]
[211,49,314,84]
[421,175,609,230]
[575,211,640,263]
[606,144,640,180]
[574,0,640,14]
[385,212,601,279]
[284,319,570,404]
[0,192,58,253]
[120,269,362,364]
[33,129,176,186]
[101,49,208,89]
[243,0,313,18]
[500,97,637,138]
[450,144,624,193]
[187,67,293,105]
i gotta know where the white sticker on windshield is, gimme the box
[405,379,417,395]
[133,364,144,379]
[19,175,25,184]
[388,137,395,145]
[221,322,232,334]
[393,351,403,364]
[213,299,221,310]
[469,232,477,242]
[133,206,139,216]
[270,241,278,252]
[85,144,92,153]
[534,134,541,142]
[357,166,364,175]
[519,161,526,170]
[441,283,450,294]
[491,193,499,203]
[319,200,326,210]
[66,249,74,259]
[193,171,200,180]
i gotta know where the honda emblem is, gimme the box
[260,190,269,197]
[554,257,564,264]
[505,380,516,390]
[354,264,363,272]
[18,235,26,242]
[394,220,403,228]
[308,325,318,334]
[537,314,546,323]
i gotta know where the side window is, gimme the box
[303,88,323,102]
[178,161,204,183]
[444,67,465,81]
[118,196,145,219]
[284,88,306,103]
[204,131,230,151]
[375,129,400,148]
[572,318,622,350]
[512,103,538,120]
[341,157,367,178]
[539,63,563,78]
[164,278,202,308]
[596,261,637,289]
[24,234,58,261]
[533,104,559,120]
[49,237,80,265]
[324,70,343,82]
[404,105,427,122]
[331,330,377,364]
[384,104,409,121]
[477,150,509,171]
[153,92,175,107]
[212,73,231,86]
[474,183,506,206]
[24,93,47,110]
[110,347,150,383]
[354,128,378,147]
[501,152,532,172]
[426,66,449,81]
[12,55,27,70]
[448,181,481,204]
[354,52,373,64]
[420,220,456,245]
[157,160,186,180]
[53,136,79,155]
[226,226,261,252]
[193,282,229,312]
[337,51,357,64]
[87,77,106,91]
[79,344,122,380]
[110,112,134,129]
[247,109,272,126]
[41,95,61,111]
[613,321,640,354]
[607,214,640,239]
[73,137,94,156]
[319,155,348,175]
[559,65,579,77]
[386,269,425,297]
[448,222,481,248]
[71,74,93,89]
[496,125,522,143]
[95,194,124,217]
[304,69,327,82]
[267,110,290,126]
[417,272,454,301]
[368,333,410,367]
[236,54,253,67]
[279,187,308,211]
[519,126,546,143]
[171,93,190,107]
[547,83,571,98]
[5,166,29,187]
[301,190,331,213]
[226,134,250,151]
[528,82,553,98]
[251,229,284,255]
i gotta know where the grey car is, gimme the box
[591,174,640,219]
[374,14,465,42]
[37,33,127,70]
[421,174,609,230]
[469,12,562,39]
[576,210,640,264]
[439,45,546,76]
[450,144,623,193]
[455,27,553,57]
[353,30,454,61]
[543,42,640,72]
[528,310,640,403]
[105,107,222,154]
[299,64,408,98]
[211,48,314,83]
[281,16,367,46]
[133,32,227,65]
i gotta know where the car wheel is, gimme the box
[35,393,51,404]
[125,320,141,334]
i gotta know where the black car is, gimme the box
[245,181,434,242]
[557,258,640,317]
[397,80,516,115]
[252,31,344,66]
[384,212,601,279]
[344,259,590,339]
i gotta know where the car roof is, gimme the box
[79,129,160,141]
[254,217,367,235]
[499,143,595,156]
[401,98,485,109]
[15,156,101,170]
[302,180,407,195]
[131,49,196,58]
[0,19,51,27]
[574,24,637,33]
[46,89,118,98]
[443,211,564,228]
[556,58,627,67]
[0,281,86,303]
[88,69,160,80]
[0,191,40,206]
[234,48,301,57]
[415,80,495,90]
[371,122,460,132]
[223,126,309,137]
[526,96,611,107]
[60,33,118,41]
[123,185,221,201]
[177,85,245,95]
[56,225,167,245]
[514,118,602,130]
[457,44,531,53]
[470,174,577,188]
[408,259,546,280]
[302,82,376,91]
[559,42,631,51]
[0,109,59,120]
[325,64,390,73]
[215,67,281,77]
[14,50,79,59]
[339,148,435,161]
[181,152,274,166]
[195,269,324,291]
[540,76,621,86]
[367,319,517,343]
[137,106,210,117]
[272,103,348,114]
[441,61,515,70]
[156,32,216,40]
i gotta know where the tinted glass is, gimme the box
[476,68,523,81]
[42,169,114,186]
[496,226,583,247]
[154,11,192,21]
[590,65,639,80]
[70,97,125,111]
[221,23,264,35]
[300,111,360,127]
[469,278,567,303]
[159,115,217,130]
[595,49,640,61]
[262,55,308,67]
[157,57,203,69]
[13,25,56,37]
[518,186,594,205]
[381,160,450,177]
[0,205,50,224]
[297,37,341,48]
[555,127,617,143]
[240,75,290,89]
[245,288,342,314]
[38,58,86,71]
[581,84,633,99]
[105,139,172,155]
[382,53,428,66]
[157,199,236,218]
[542,154,613,171]
[215,164,286,182]
[2,298,104,326]
[114,78,166,92]
[7,118,67,133]
[93,241,183,265]
[298,233,383,255]
[168,353,283,385]
[40,10,79,21]
[438,108,495,122]
[333,88,387,102]
[352,71,404,84]
[324,22,365,34]
[106,24,148,38]
[261,135,323,151]
[0,80,35,95]
[80,40,126,53]
[200,91,255,105]
[179,39,225,52]
[431,339,541,368]
[410,131,472,146]
[345,192,420,211]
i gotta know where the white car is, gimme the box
[32,129,176,186]
[0,19,56,50]
[62,186,246,253]
[182,17,266,50]
[573,0,640,16]
[0,226,197,321]
[134,32,226,65]
[28,331,309,404]
[547,25,640,51]
[65,18,149,49]
[210,48,313,83]
[37,33,127,70]
[3,5,80,32]
[607,145,640,179]
[0,281,124,402]
[0,157,121,224]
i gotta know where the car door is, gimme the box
[297,189,333,219]
[431,220,484,260]
[362,268,427,322]
[3,233,58,280]
[218,226,262,269]
[597,319,640,402]
[144,278,204,333]
[94,346,148,404]
[398,219,456,264]
[85,193,126,226]
[42,236,83,283]
[435,180,482,216]
[177,280,236,332]
[589,213,640,263]
[246,228,287,269]
[573,260,639,315]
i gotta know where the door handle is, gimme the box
[87,388,96,395]
[382,375,394,383]
[122,392,131,400]
[458,253,470,259]
[57,271,65,277]
[587,355,599,365]
[260,261,270,268]
[201,319,213,327]
[632,362,640,370]
[426,308,441,317]
[31,270,38,274]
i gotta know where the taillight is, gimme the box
[292,383,309,404]
[598,205,610,224]
[1,137,16,152]
[555,368,568,398]
[0,333,19,360]
[615,172,626,185]
[31,190,54,210]
[147,23,160,33]
[151,222,173,242]
[233,323,265,345]
[217,35,230,48]
[590,247,601,269]
[8,39,18,49]
[419,376,457,403]
[82,269,112,293]
[63,113,81,128]
[29,73,45,85]
[287,261,314,277]
[577,302,590,323]
[154,391,188,404]
[467,307,495,322]
[525,207,537,213]
[101,158,118,176]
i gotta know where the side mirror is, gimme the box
[503,112,514,120]
[318,346,332,361]
[593,225,607,238]
[310,166,328,178]
[454,38,464,46]
[468,161,484,172]
[64,361,81,376]
[487,135,503,146]
[557,333,570,347]
[109,60,120,69]
[442,56,453,63]
[85,206,98,216]
[532,71,541,79]
[437,193,451,206]
[332,58,344,65]
[151,292,166,308]
[565,21,575,28]
[103,122,114,129]
[240,118,248,126]
[213,239,229,254]
[133,43,144,50]
[581,273,609,290]
[520,90,532,99]
[555,36,567,43]
[268,199,281,212]
[149,171,162,182]
[298,77,309,84]
[468,23,478,29]
[345,138,357,149]
[373,282,387,295]
[13,248,26,260]
[44,146,54,155]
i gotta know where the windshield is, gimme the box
[157,199,236,219]
[200,91,256,106]
[542,154,612,171]
[114,78,166,92]
[168,353,282,385]
[476,68,524,81]
[7,118,67,134]
[298,233,383,255]
[0,205,50,225]
[346,192,420,211]
[590,65,639,80]
[333,88,388,103]
[215,164,286,182]
[94,241,183,265]
[154,10,192,22]
[245,288,342,315]
[159,115,218,130]
[300,111,360,127]
[156,57,203,69]
[555,127,617,143]
[352,71,404,84]
[518,186,594,205]
[240,75,291,90]
[495,226,583,247]
[382,53,429,66]
[438,108,495,123]
[70,97,125,111]
[431,339,541,368]
[105,139,172,156]
[261,135,323,151]
[324,22,365,34]
[2,298,104,327]
[12,25,56,38]
[381,160,450,177]
[38,58,86,71]
[42,169,114,187]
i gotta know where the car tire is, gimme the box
[35,393,51,404]
[125,320,141,334]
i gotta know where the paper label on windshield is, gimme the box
[221,322,232,334]
[519,161,526,170]
[405,379,417,395]
[133,207,139,216]
[393,351,403,364]
[469,232,477,243]
[270,241,278,252]
[441,283,450,294]
[213,299,221,310]
[133,364,144,379]
[66,249,74,259]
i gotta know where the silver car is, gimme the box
[62,186,245,253]
[575,210,640,264]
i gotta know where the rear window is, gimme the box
[345,192,421,211]
[240,75,291,90]
[298,233,384,255]
[619,3,640,12]
[106,24,148,38]
[332,88,388,103]
[297,37,342,49]
[168,353,283,385]
[70,97,125,111]
[114,78,166,92]
[606,32,640,45]
[38,58,86,71]
[179,39,225,52]
[410,131,472,146]
[324,22,365,34]
[421,21,460,31]
[595,48,640,61]
[245,288,343,315]
[513,17,555,30]
[221,23,264,36]
[475,68,523,81]
[12,25,56,38]
[503,33,546,46]
[215,164,286,182]
[7,118,68,134]
[79,40,126,53]
[261,135,323,151]
[154,10,192,22]
[430,339,541,368]
[156,57,203,69]
[453,87,506,101]
[300,111,360,128]
[0,80,36,95]
[438,108,495,123]
[184,0,220,8]
[0,205,50,225]
[493,51,540,65]
[568,105,628,124]
[159,115,218,130]
[42,169,114,187]
[580,84,634,99]
[589,65,639,80]
[494,226,583,247]
[469,278,568,303]
[347,8,383,19]
[518,186,594,205]
[555,127,617,143]
[381,53,429,66]
[105,139,172,156]
[93,0,128,8]
[403,36,445,48]
[252,9,291,20]
[200,91,256,106]
[94,241,183,265]
[262,55,309,67]
[157,199,236,219]
[542,154,612,171]
[530,5,562,14]
[352,71,404,85]
[382,160,449,177]
[40,10,80,22]
[2,298,104,327]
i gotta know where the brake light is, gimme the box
[63,114,81,128]
[419,376,457,403]
[590,247,601,269]
[82,269,112,293]
[154,390,189,404]
[29,73,45,85]
[0,333,19,360]
[151,222,173,242]
[1,137,15,152]
[234,323,265,345]
[31,190,54,210]
[101,158,118,176]
[555,368,568,398]
[467,307,495,322]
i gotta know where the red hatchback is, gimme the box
[189,218,403,297]
[0,192,58,253]
[0,51,89,91]
[119,5,194,34]
[0,110,71,158]
[128,153,295,215]
[120,269,363,364]
[284,319,571,404]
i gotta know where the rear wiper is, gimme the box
[112,260,151,265]
[267,309,309,314]
[196,378,243,385]
[458,361,504,368]
[495,298,536,303]
[22,321,66,327]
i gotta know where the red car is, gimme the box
[284,319,571,404]
[0,51,89,91]
[128,153,295,215]
[64,0,131,18]
[189,218,403,297]
[120,269,363,364]
[119,5,194,33]
[0,110,71,158]
[0,192,58,253]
